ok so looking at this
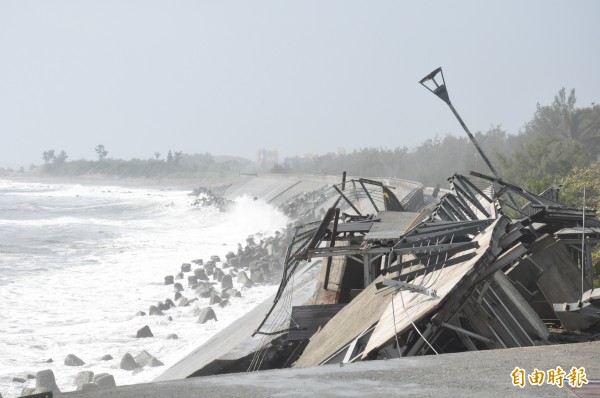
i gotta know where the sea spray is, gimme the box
[0,180,288,397]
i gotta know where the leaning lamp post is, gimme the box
[419,67,500,179]
[419,67,519,208]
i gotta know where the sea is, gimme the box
[0,178,288,398]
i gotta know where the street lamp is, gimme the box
[420,67,519,209]
[419,67,500,180]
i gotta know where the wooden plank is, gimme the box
[482,288,535,347]
[472,243,527,284]
[527,235,595,331]
[307,245,390,258]
[441,321,493,343]
[382,252,478,280]
[411,219,493,235]
[362,218,501,358]
[505,256,543,290]
[364,211,420,241]
[359,180,379,213]
[287,304,346,341]
[334,221,373,233]
[333,185,362,216]
[452,178,491,218]
[491,271,549,340]
[309,241,349,305]
[461,298,505,349]
[401,224,487,244]
[478,295,522,348]
[428,217,511,326]
[393,241,479,256]
[323,208,340,290]
[294,275,391,368]
[446,318,479,351]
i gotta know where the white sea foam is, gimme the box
[0,180,287,398]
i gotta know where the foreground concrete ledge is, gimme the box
[62,341,600,397]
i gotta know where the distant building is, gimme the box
[337,147,346,156]
[256,148,279,169]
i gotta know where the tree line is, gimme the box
[275,88,600,192]
[36,88,599,190]
[39,145,253,178]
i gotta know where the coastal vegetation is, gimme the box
[277,88,600,192]
[35,150,253,179]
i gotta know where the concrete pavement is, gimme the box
[62,341,600,397]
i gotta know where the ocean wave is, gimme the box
[0,184,290,397]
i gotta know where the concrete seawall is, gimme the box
[221,173,424,209]
[222,173,341,206]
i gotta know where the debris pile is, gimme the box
[252,172,600,368]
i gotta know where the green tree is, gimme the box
[498,88,600,187]
[561,160,600,285]
[95,144,108,161]
[55,150,68,165]
[42,149,56,164]
[561,159,600,213]
[174,151,183,164]
[500,136,590,189]
[528,88,600,150]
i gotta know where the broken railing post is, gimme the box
[582,186,586,296]
[324,208,340,291]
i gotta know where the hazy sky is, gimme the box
[1,1,599,166]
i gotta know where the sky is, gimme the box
[1,0,600,167]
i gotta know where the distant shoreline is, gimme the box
[0,171,349,192]
[0,172,237,191]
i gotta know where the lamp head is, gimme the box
[419,67,450,105]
